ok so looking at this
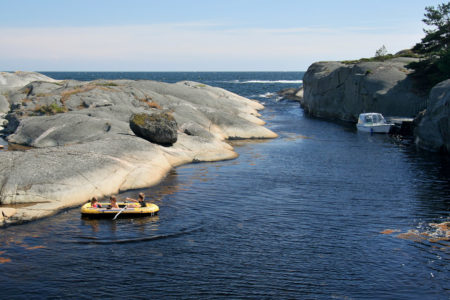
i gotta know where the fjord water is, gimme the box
[1,72,449,299]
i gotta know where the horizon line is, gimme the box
[3,70,307,73]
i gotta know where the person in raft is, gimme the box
[91,197,102,208]
[126,192,147,207]
[109,195,120,209]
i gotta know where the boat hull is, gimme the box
[357,124,392,133]
[81,202,159,219]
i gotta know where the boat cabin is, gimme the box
[358,113,387,125]
[356,112,393,133]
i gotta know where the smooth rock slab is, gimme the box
[0,71,59,90]
[0,95,9,114]
[0,73,278,226]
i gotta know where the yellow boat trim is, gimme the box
[81,202,159,216]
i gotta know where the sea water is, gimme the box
[0,72,448,299]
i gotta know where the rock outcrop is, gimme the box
[277,87,303,102]
[414,79,450,153]
[0,71,59,92]
[0,94,10,132]
[0,95,9,114]
[130,112,178,146]
[0,71,55,132]
[0,207,16,224]
[301,58,427,122]
[0,74,277,226]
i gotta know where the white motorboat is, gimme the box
[356,113,393,133]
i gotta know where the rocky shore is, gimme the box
[414,79,450,153]
[277,87,303,102]
[300,58,450,154]
[0,72,277,226]
[301,58,427,122]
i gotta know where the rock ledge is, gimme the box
[0,73,277,226]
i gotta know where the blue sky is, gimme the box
[0,0,444,71]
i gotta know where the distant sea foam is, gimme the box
[247,92,284,102]
[221,80,303,84]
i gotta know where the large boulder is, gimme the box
[130,112,178,146]
[414,80,450,153]
[301,58,427,122]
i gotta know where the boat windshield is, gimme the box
[361,114,385,124]
[364,115,373,124]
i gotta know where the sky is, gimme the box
[0,0,445,71]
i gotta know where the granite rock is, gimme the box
[414,79,450,153]
[0,95,9,114]
[0,72,277,226]
[130,112,178,146]
[278,87,303,102]
[301,58,427,122]
[0,71,59,93]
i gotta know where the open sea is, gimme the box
[0,72,449,299]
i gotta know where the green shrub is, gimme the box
[35,102,67,115]
[341,54,395,65]
[94,82,118,87]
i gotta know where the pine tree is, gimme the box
[413,2,450,54]
[409,2,450,91]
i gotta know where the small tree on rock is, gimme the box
[375,45,388,57]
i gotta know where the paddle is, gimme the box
[112,205,127,220]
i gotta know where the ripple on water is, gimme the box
[1,76,450,298]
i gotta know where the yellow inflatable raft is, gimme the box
[81,202,159,218]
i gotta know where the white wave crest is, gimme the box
[257,92,276,98]
[242,80,303,84]
[219,80,303,84]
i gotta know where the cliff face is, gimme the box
[414,80,450,153]
[301,58,427,122]
[302,57,450,154]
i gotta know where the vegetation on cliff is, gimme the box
[340,2,449,94]
[340,49,420,65]
[408,2,450,91]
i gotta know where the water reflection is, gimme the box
[81,215,160,234]
[405,151,450,219]
[0,137,34,151]
[82,218,100,233]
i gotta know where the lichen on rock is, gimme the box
[129,112,178,146]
